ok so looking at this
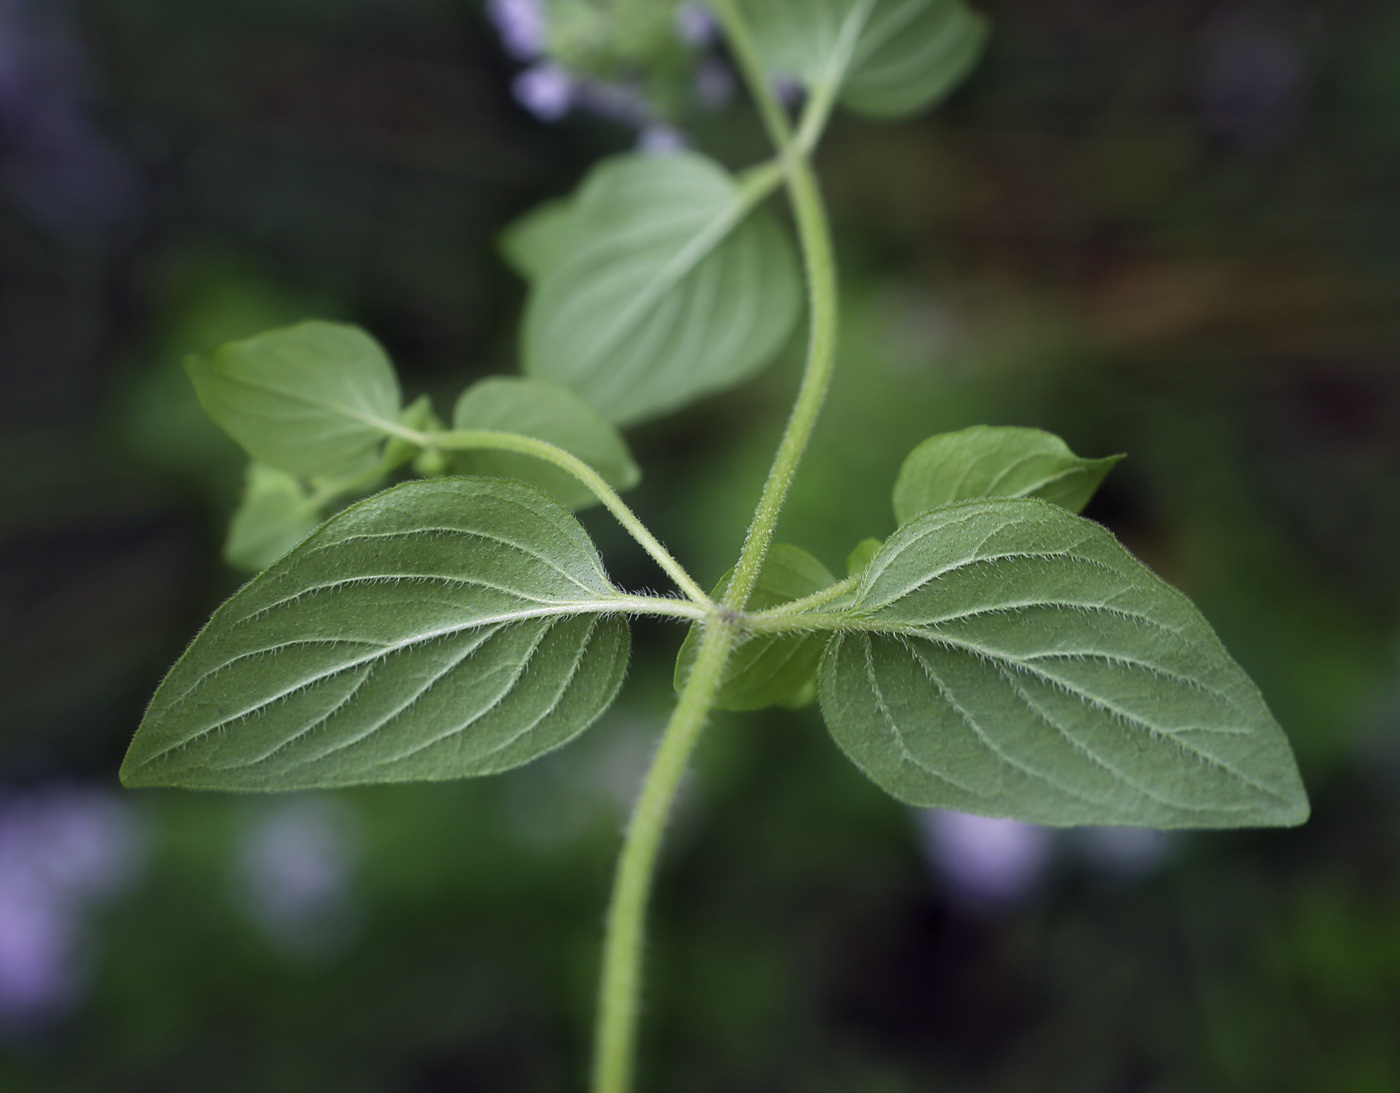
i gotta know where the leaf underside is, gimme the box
[185,321,402,478]
[893,425,1124,523]
[451,377,641,510]
[820,499,1309,828]
[742,0,990,119]
[224,463,321,573]
[123,479,631,792]
[522,152,801,426]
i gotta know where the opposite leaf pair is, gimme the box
[124,426,1308,830]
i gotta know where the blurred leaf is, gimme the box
[892,425,1123,523]
[223,463,321,573]
[846,537,884,577]
[740,0,989,119]
[820,499,1310,827]
[451,377,641,509]
[122,479,631,791]
[499,198,576,282]
[522,153,801,425]
[185,321,402,477]
[381,394,443,472]
[676,544,836,711]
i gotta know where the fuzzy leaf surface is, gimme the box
[675,544,836,711]
[820,499,1309,828]
[522,152,801,425]
[186,321,402,477]
[893,426,1123,523]
[451,377,640,509]
[741,0,989,119]
[123,479,631,791]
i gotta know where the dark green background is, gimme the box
[2,1,1399,1089]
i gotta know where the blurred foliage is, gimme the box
[2,0,1399,1089]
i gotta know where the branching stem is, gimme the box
[590,7,848,1092]
[415,428,713,608]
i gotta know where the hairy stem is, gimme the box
[592,7,846,1091]
[420,429,711,607]
[592,617,737,1093]
[723,153,840,613]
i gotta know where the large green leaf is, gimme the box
[224,463,322,573]
[122,479,631,791]
[820,499,1309,828]
[186,321,402,477]
[741,0,989,119]
[675,544,836,711]
[893,426,1123,524]
[522,152,801,425]
[451,377,641,510]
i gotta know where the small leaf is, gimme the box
[820,499,1309,828]
[381,394,442,472]
[846,537,884,577]
[893,426,1123,524]
[451,377,641,509]
[186,321,403,477]
[224,464,321,572]
[499,198,575,282]
[123,478,631,791]
[675,544,836,711]
[523,152,802,425]
[741,0,990,120]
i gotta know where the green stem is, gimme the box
[421,429,712,607]
[723,153,840,613]
[750,572,862,619]
[592,7,847,1091]
[709,0,795,150]
[592,617,737,1093]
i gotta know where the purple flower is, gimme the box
[0,787,143,1032]
[513,62,576,122]
[673,3,718,47]
[917,808,1053,908]
[486,0,548,61]
[236,798,358,956]
[637,124,688,154]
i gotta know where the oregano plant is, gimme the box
[122,2,1309,1090]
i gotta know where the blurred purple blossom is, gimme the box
[513,62,576,122]
[486,0,548,61]
[1196,12,1308,149]
[1073,825,1173,876]
[0,0,137,238]
[637,124,687,154]
[0,787,144,1032]
[916,808,1053,908]
[693,58,734,110]
[236,798,358,956]
[673,3,718,47]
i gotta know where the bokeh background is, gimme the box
[3,0,1400,1089]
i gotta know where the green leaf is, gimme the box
[451,377,641,509]
[122,478,631,791]
[522,153,801,425]
[499,198,575,282]
[224,463,321,573]
[892,426,1123,524]
[675,544,836,711]
[741,0,990,120]
[820,499,1309,828]
[185,321,403,477]
[846,537,884,577]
